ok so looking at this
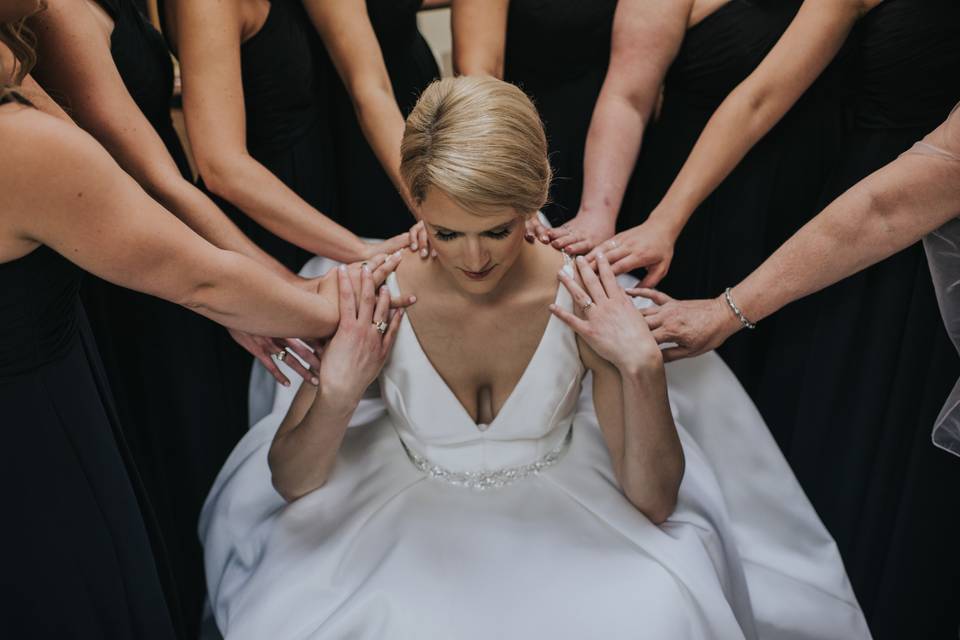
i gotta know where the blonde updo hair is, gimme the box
[400,76,552,216]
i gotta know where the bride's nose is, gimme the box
[463,236,490,270]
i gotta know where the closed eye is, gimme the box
[483,226,514,239]
[433,230,461,242]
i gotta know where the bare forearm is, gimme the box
[201,153,368,262]
[183,250,338,337]
[617,363,683,523]
[268,391,355,501]
[579,93,649,223]
[151,177,294,280]
[352,86,415,213]
[733,155,960,323]
[649,91,782,237]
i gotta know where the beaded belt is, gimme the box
[401,428,572,491]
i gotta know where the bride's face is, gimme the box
[418,188,528,296]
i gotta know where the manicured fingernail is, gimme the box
[283,380,291,387]
[576,255,585,263]
[420,249,428,257]
[361,263,370,272]
[411,243,418,250]
[541,236,549,242]
[339,264,347,272]
[409,295,417,303]
[310,376,319,386]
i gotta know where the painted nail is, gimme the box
[411,243,418,250]
[311,376,319,386]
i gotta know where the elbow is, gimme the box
[175,249,242,312]
[622,453,685,525]
[626,487,679,526]
[195,151,248,203]
[267,442,327,503]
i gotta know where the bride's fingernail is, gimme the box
[310,376,319,386]
[408,295,417,304]
[411,243,418,250]
[339,264,347,272]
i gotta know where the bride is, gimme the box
[202,77,869,639]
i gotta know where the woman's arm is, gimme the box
[269,267,403,501]
[549,0,691,255]
[302,0,415,214]
[29,0,294,280]
[638,109,960,360]
[553,256,683,523]
[593,0,880,281]
[450,0,508,78]
[1,106,340,338]
[171,0,394,263]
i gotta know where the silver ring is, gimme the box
[373,320,388,335]
[274,350,287,362]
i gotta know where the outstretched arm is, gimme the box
[30,0,294,280]
[549,0,690,256]
[170,0,404,263]
[269,266,403,501]
[450,0,508,78]
[638,107,960,360]
[303,0,415,214]
[552,255,683,523]
[591,0,879,282]
[1,106,342,337]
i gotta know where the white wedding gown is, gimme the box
[205,257,870,640]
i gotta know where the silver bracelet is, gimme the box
[723,287,756,330]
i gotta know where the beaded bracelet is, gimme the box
[724,287,756,330]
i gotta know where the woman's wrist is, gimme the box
[614,346,665,379]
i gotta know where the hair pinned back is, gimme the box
[400,76,552,216]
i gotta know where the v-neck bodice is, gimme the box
[380,261,586,473]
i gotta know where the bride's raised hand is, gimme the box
[551,253,662,373]
[315,251,415,310]
[317,264,403,408]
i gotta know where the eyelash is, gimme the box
[433,226,513,242]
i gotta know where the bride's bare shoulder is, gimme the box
[393,248,441,296]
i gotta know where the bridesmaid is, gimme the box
[158,0,408,272]
[307,0,439,240]
[27,1,319,631]
[453,0,617,227]
[773,3,960,633]
[0,7,398,635]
